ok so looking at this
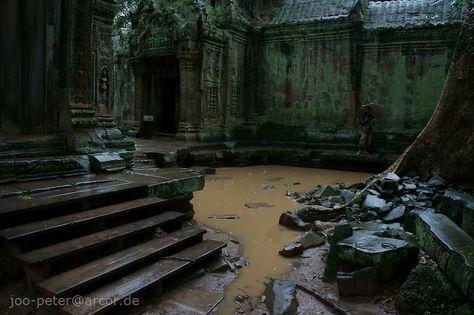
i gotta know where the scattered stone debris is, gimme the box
[245,202,275,209]
[264,279,298,315]
[279,172,474,311]
[279,231,325,258]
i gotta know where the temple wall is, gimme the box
[253,23,358,143]
[360,29,457,136]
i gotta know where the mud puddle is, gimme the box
[192,165,371,302]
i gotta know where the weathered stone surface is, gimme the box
[395,265,463,315]
[279,212,311,231]
[439,190,474,237]
[385,172,400,182]
[313,185,339,198]
[383,205,406,223]
[415,212,474,302]
[323,220,353,282]
[264,280,298,315]
[337,233,419,281]
[382,179,399,195]
[295,204,341,222]
[428,176,446,188]
[363,194,387,212]
[337,267,381,297]
[89,152,126,173]
[279,242,304,258]
[298,231,325,249]
[340,189,355,203]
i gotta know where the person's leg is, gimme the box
[358,132,367,154]
[366,132,373,153]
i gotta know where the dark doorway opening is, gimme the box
[156,79,178,134]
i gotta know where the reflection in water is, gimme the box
[192,165,371,299]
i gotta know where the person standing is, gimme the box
[357,104,376,154]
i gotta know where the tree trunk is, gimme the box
[391,8,474,184]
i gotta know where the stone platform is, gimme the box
[134,138,398,173]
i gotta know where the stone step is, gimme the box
[415,211,474,302]
[0,182,147,224]
[71,109,96,117]
[0,197,166,241]
[0,156,87,183]
[16,211,186,266]
[61,240,225,315]
[37,226,206,297]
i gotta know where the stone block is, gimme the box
[279,212,312,231]
[337,267,381,297]
[415,211,474,302]
[363,194,387,213]
[440,189,474,225]
[89,152,126,173]
[337,233,419,281]
[295,204,342,222]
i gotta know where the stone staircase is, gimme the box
[0,181,224,314]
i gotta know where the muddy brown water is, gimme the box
[192,165,372,300]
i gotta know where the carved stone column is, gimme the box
[176,40,200,141]
[132,63,144,125]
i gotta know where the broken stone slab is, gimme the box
[363,194,387,212]
[385,172,400,182]
[415,211,474,302]
[313,185,339,198]
[279,242,304,258]
[245,202,275,209]
[382,205,406,223]
[428,176,446,188]
[404,208,435,233]
[403,182,418,191]
[395,265,463,315]
[264,280,298,315]
[279,212,312,231]
[323,220,353,282]
[337,267,381,297]
[440,189,474,231]
[295,204,342,222]
[298,231,325,249]
[382,178,399,196]
[341,189,355,203]
[88,152,126,173]
[337,233,419,281]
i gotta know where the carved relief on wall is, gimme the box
[203,44,224,118]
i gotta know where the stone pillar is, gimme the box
[132,63,144,124]
[176,40,200,141]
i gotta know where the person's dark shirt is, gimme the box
[359,112,375,133]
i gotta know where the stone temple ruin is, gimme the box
[114,0,462,148]
[0,0,473,314]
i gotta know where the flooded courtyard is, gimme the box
[193,165,372,298]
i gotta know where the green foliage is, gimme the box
[113,0,137,35]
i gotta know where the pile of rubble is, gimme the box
[278,173,474,314]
